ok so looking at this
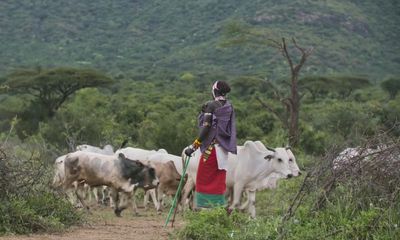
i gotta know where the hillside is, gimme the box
[0,0,399,80]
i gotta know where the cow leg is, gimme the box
[110,188,123,217]
[100,186,106,205]
[149,189,160,212]
[143,189,158,211]
[143,190,150,210]
[75,183,90,211]
[188,189,194,210]
[92,187,99,204]
[131,188,138,216]
[68,190,83,208]
[247,190,257,218]
[67,182,82,208]
[84,184,91,203]
[109,191,115,208]
[115,192,131,217]
[102,186,110,206]
[105,187,115,208]
[239,190,250,211]
[156,186,164,213]
[229,182,245,211]
[225,186,234,206]
[180,178,195,211]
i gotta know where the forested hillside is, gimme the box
[1,0,399,79]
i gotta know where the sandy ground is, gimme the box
[0,207,184,240]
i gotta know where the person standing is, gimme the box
[184,80,237,209]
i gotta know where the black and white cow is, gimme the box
[63,151,158,216]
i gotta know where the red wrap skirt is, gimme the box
[195,146,226,208]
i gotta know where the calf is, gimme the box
[146,160,183,212]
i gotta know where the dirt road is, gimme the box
[0,207,183,240]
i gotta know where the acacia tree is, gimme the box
[300,75,370,100]
[224,22,313,146]
[5,67,114,117]
[3,67,114,136]
[381,77,400,100]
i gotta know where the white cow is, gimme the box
[181,140,293,218]
[239,141,301,211]
[332,146,382,170]
[76,144,114,155]
[52,154,89,208]
[115,147,168,162]
[252,141,301,190]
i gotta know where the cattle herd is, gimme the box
[52,141,302,218]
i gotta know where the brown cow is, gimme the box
[147,160,184,212]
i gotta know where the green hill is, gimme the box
[1,0,399,79]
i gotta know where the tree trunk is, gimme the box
[289,74,300,147]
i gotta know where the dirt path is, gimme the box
[0,207,184,240]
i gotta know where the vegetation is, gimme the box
[0,0,399,237]
[176,134,400,239]
[2,67,113,138]
[0,137,82,235]
[381,77,400,100]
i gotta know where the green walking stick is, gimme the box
[164,155,191,227]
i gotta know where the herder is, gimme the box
[185,80,237,208]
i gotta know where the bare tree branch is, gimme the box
[256,96,289,128]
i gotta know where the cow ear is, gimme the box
[285,146,291,150]
[118,153,126,160]
[264,154,273,161]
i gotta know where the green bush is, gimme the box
[176,208,240,240]
[0,142,83,236]
[176,207,283,240]
[0,193,82,235]
[284,192,400,240]
[26,192,82,227]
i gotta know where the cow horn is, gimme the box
[119,139,129,149]
[266,146,275,152]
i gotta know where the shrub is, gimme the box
[176,207,240,240]
[0,142,82,235]
[176,208,280,240]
